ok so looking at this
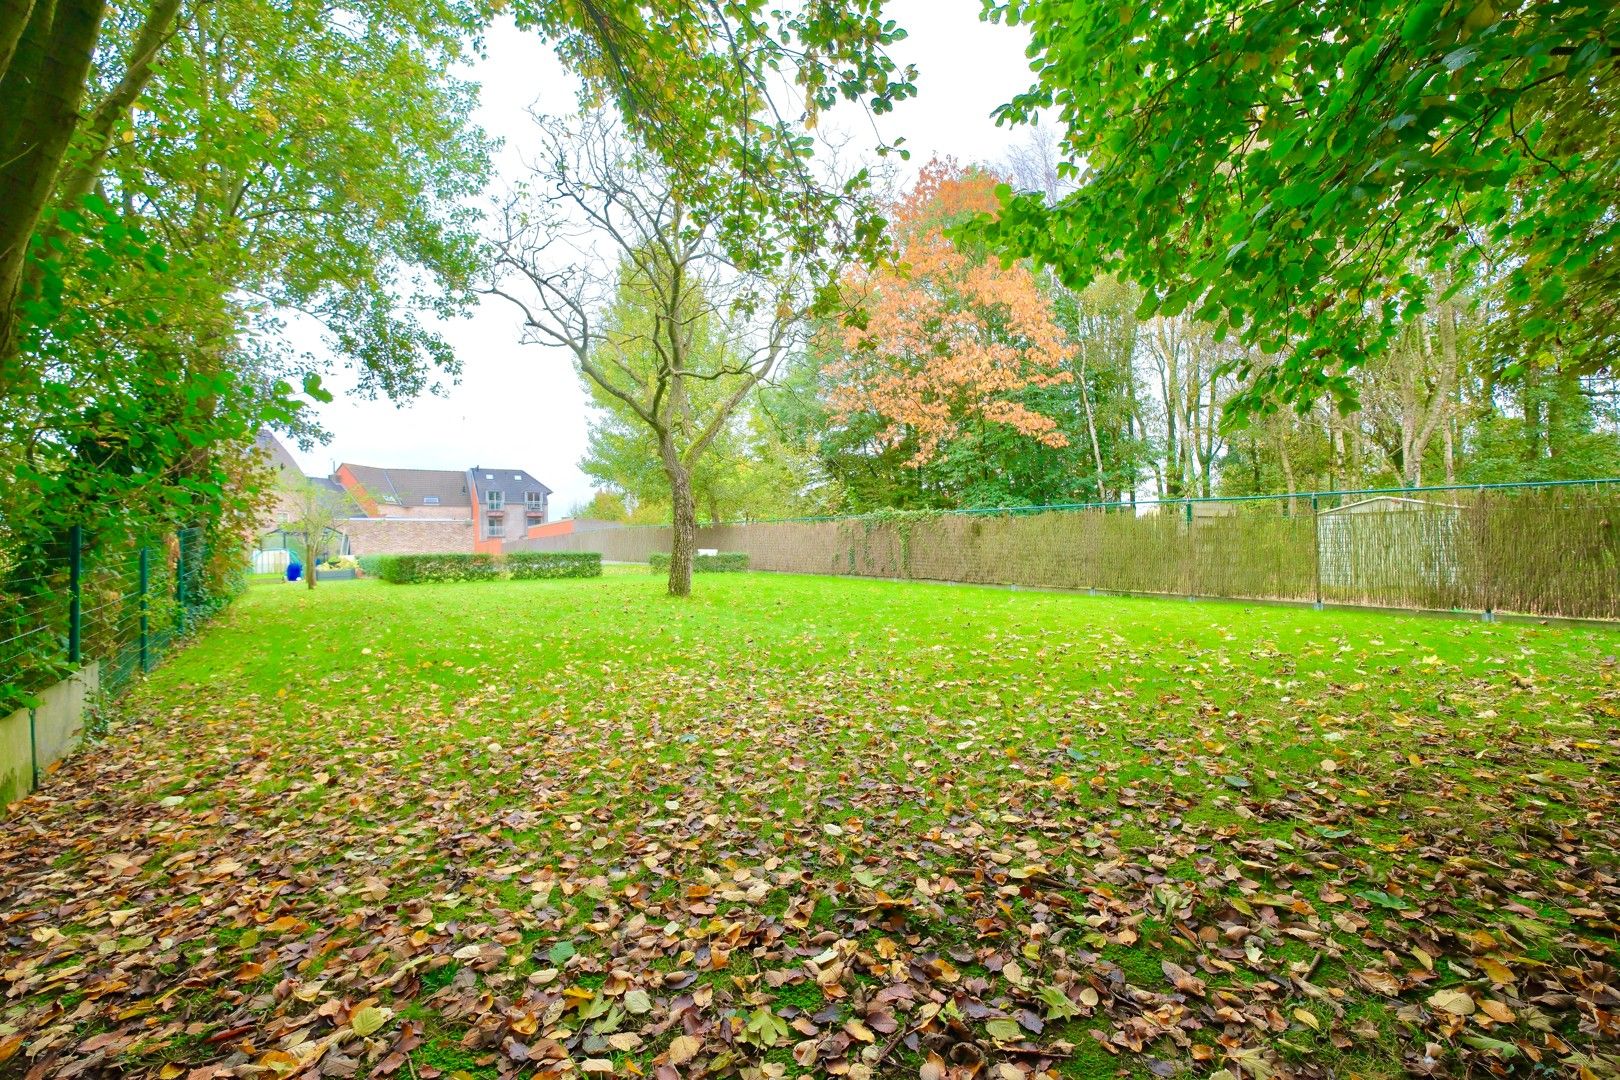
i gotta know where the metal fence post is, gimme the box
[138,547,150,672]
[1183,499,1195,601]
[1475,485,1496,621]
[175,530,186,631]
[1311,495,1323,610]
[67,524,82,665]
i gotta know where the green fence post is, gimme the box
[1311,495,1323,610]
[67,524,83,665]
[138,547,150,672]
[1183,499,1195,601]
[175,530,186,632]
[1475,484,1496,622]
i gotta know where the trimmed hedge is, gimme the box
[507,551,601,579]
[649,551,749,573]
[376,553,500,584]
[371,551,604,584]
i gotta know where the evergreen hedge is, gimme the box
[355,554,386,577]
[372,551,604,583]
[649,552,749,573]
[506,551,602,579]
[375,553,500,584]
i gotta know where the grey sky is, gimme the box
[286,1,1038,512]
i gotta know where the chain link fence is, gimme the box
[514,479,1620,621]
[2,526,239,798]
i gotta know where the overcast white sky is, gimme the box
[285,1,1039,512]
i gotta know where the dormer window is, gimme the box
[485,490,504,510]
[525,491,545,509]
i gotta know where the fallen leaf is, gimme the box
[1427,989,1475,1016]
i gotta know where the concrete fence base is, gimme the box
[1,662,99,808]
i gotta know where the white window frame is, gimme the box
[486,490,504,510]
[486,519,505,538]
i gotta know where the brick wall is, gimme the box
[342,518,475,555]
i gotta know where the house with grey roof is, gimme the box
[252,431,552,557]
[467,467,553,549]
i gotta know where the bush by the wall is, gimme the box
[507,551,602,579]
[375,553,500,584]
[649,551,749,573]
[355,554,385,578]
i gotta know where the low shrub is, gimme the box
[355,554,385,578]
[506,551,602,579]
[648,551,749,573]
[376,552,500,584]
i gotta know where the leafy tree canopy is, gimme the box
[965,0,1620,420]
[518,0,916,280]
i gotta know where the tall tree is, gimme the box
[967,0,1620,417]
[827,160,1075,476]
[489,114,808,596]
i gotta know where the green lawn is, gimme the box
[2,573,1618,1079]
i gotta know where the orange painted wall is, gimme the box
[525,519,575,540]
[334,465,382,517]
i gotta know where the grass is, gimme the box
[1,571,1616,1079]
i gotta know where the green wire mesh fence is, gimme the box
[1,526,241,718]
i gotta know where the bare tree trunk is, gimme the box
[0,0,107,372]
[24,0,180,295]
[1443,415,1456,484]
[1436,290,1459,485]
[1278,415,1298,515]
[664,448,696,597]
[305,534,317,590]
[1075,343,1106,499]
[0,0,37,82]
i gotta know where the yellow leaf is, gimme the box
[667,1035,701,1064]
[350,1004,390,1036]
[1427,989,1475,1016]
[1477,957,1515,985]
[1293,1008,1320,1031]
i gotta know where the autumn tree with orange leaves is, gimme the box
[827,160,1074,469]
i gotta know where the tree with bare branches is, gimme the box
[488,114,812,596]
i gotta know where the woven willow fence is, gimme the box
[511,481,1620,621]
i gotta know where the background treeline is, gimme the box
[579,148,1620,522]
